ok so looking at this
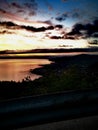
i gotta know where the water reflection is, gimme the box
[0,59,51,82]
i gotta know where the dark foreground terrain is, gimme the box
[0,54,98,100]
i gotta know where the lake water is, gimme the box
[0,52,98,82]
[0,59,52,82]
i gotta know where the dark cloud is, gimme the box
[0,30,7,34]
[29,11,36,16]
[92,33,98,38]
[0,22,17,34]
[18,1,37,17]
[67,24,83,35]
[61,0,68,2]
[72,12,80,19]
[50,36,63,39]
[0,8,6,13]
[47,26,54,30]
[55,13,68,22]
[11,2,22,9]
[24,2,37,9]
[66,19,98,39]
[70,8,83,19]
[0,30,14,34]
[17,9,24,13]
[49,19,98,40]
[49,33,77,40]
[65,36,76,40]
[49,34,77,40]
[49,34,76,40]
[43,20,53,25]
[23,1,37,11]
[55,25,63,29]
[23,25,54,32]
[0,21,55,33]
[55,8,83,22]
[0,21,16,27]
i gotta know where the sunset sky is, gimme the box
[0,0,98,50]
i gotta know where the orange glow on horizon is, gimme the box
[0,33,88,51]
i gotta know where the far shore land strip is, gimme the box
[0,48,98,59]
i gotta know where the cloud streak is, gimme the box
[55,10,81,22]
[0,21,66,41]
[0,0,38,21]
[55,13,68,22]
[0,8,53,27]
[0,21,63,34]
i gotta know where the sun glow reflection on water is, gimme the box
[0,59,52,82]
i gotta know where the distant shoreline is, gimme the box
[0,47,98,58]
[31,53,98,76]
[0,52,98,59]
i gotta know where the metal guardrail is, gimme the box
[0,88,98,129]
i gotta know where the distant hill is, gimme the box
[0,47,98,55]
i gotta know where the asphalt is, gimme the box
[17,115,98,130]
